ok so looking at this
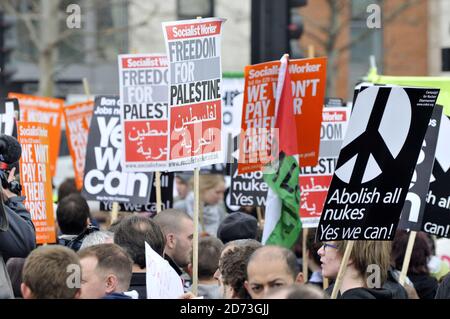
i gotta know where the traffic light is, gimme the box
[289,1,306,58]
[251,0,307,63]
[0,11,15,97]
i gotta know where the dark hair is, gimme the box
[56,193,90,235]
[114,215,165,269]
[306,228,322,266]
[6,257,26,298]
[392,230,431,275]
[196,237,223,280]
[220,240,262,299]
[57,178,79,202]
[22,246,80,299]
[78,244,133,291]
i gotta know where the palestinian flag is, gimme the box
[262,54,302,248]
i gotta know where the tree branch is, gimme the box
[337,0,423,54]
[304,30,327,48]
[302,14,329,35]
[1,0,42,51]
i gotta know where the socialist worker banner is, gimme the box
[238,61,279,174]
[118,54,169,171]
[9,93,63,177]
[18,122,56,244]
[162,17,225,170]
[62,101,94,190]
[290,57,327,167]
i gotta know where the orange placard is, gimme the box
[290,57,327,167]
[9,93,63,177]
[18,122,56,244]
[62,101,94,190]
[238,61,279,174]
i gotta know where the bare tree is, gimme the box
[0,0,157,97]
[301,0,423,97]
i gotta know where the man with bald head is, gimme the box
[153,209,194,281]
[245,245,304,299]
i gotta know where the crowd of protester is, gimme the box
[1,173,449,299]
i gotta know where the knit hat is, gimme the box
[217,212,258,244]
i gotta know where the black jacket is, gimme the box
[326,284,394,299]
[340,287,393,299]
[129,272,147,299]
[0,196,36,299]
[435,273,450,299]
[408,274,438,299]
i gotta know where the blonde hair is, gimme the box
[336,240,392,285]
[189,174,225,196]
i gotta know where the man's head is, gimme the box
[153,209,194,268]
[245,245,304,299]
[57,177,79,203]
[189,236,223,281]
[78,244,133,299]
[21,246,81,299]
[56,193,90,235]
[79,231,114,250]
[114,215,165,270]
[215,239,262,299]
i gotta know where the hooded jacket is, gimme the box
[0,197,36,299]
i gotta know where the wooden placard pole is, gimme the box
[331,240,354,299]
[323,277,329,290]
[191,16,203,296]
[256,207,264,229]
[399,230,417,286]
[302,229,309,282]
[155,171,162,214]
[301,45,315,284]
[192,167,200,295]
[82,77,91,98]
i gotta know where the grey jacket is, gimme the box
[0,197,36,299]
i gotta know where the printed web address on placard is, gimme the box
[169,152,220,168]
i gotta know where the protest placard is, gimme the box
[100,172,173,216]
[9,93,63,177]
[162,17,225,170]
[230,161,268,207]
[62,101,94,190]
[0,98,19,136]
[222,76,244,131]
[145,242,184,299]
[290,57,327,167]
[299,106,350,228]
[317,86,438,241]
[118,54,169,171]
[398,105,443,231]
[238,61,279,174]
[81,96,153,204]
[422,114,450,238]
[18,122,55,244]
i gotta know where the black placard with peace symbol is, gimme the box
[317,86,439,241]
[398,105,442,232]
[421,114,450,238]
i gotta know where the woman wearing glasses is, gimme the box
[318,241,393,299]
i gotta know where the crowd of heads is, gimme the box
[3,176,450,300]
